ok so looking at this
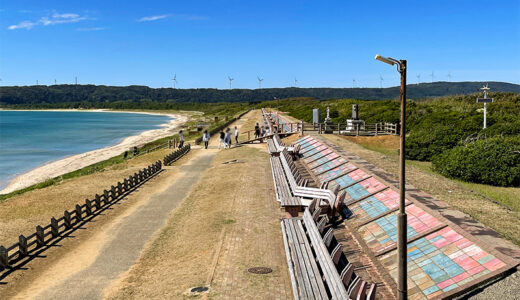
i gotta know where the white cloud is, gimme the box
[7,12,89,30]
[8,21,37,30]
[77,27,105,31]
[137,15,168,22]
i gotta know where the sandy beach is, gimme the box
[0,109,189,195]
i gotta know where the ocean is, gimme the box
[0,111,171,190]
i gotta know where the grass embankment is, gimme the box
[329,135,520,245]
[0,149,171,246]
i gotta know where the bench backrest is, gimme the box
[303,209,349,299]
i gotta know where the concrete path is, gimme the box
[31,152,216,300]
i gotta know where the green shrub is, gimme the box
[432,136,520,187]
[405,111,481,161]
[478,120,520,139]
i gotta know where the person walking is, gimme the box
[254,123,260,139]
[234,126,239,144]
[178,130,185,148]
[261,126,266,137]
[218,130,225,149]
[225,128,232,148]
[202,130,210,149]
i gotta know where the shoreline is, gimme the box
[0,109,189,195]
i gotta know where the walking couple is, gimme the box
[218,126,239,149]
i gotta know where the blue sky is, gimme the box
[1,0,519,89]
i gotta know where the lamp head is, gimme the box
[375,54,396,66]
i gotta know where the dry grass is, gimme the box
[322,134,520,246]
[343,135,399,155]
[0,148,171,246]
[237,109,263,143]
[106,145,292,299]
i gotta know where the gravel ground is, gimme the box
[457,271,520,299]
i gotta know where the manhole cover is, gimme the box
[248,267,273,274]
[190,286,209,293]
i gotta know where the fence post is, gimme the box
[18,235,28,257]
[337,123,340,135]
[85,199,92,216]
[36,225,45,247]
[51,217,59,237]
[110,186,116,200]
[64,210,71,229]
[375,123,378,136]
[118,182,123,195]
[0,245,8,268]
[103,190,110,203]
[76,204,83,221]
[95,194,102,210]
[301,120,304,136]
[356,123,360,136]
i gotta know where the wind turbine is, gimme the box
[430,71,435,83]
[379,75,384,88]
[447,72,452,82]
[294,78,298,87]
[36,80,39,85]
[352,79,356,88]
[172,74,177,89]
[228,76,234,89]
[54,79,57,85]
[257,76,263,89]
[416,74,421,85]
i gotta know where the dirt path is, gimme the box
[7,110,258,299]
[18,152,216,300]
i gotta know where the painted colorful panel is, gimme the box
[359,204,443,252]
[301,144,327,158]
[304,148,333,163]
[315,161,355,182]
[300,141,322,152]
[349,189,401,223]
[307,152,340,169]
[344,175,386,201]
[379,227,506,299]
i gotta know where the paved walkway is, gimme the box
[31,152,216,300]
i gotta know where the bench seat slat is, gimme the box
[303,209,349,299]
[282,219,328,299]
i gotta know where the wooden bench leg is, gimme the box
[285,207,300,218]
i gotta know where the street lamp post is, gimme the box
[375,54,407,300]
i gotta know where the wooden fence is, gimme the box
[163,144,190,166]
[194,110,250,145]
[0,144,192,270]
[302,122,398,136]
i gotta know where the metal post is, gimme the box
[397,59,407,300]
[483,102,487,129]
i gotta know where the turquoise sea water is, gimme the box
[0,111,171,190]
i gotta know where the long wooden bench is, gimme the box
[281,205,377,299]
[271,157,302,217]
[267,138,280,155]
[279,149,346,217]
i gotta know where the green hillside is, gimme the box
[1,81,519,107]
